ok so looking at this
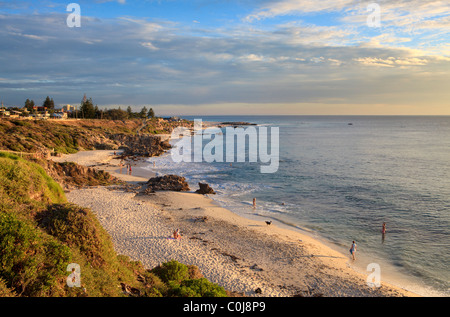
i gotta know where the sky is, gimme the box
[0,0,449,115]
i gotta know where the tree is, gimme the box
[126,106,133,119]
[24,99,35,112]
[80,97,95,119]
[148,107,155,118]
[94,105,100,119]
[104,108,128,120]
[139,106,148,119]
[42,96,54,110]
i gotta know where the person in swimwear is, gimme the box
[173,228,181,240]
[350,240,357,261]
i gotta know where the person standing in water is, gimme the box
[350,241,357,261]
[381,222,386,243]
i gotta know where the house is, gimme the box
[0,107,10,116]
[9,110,21,118]
[51,112,68,119]
[33,106,48,112]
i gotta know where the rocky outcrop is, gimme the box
[145,175,190,193]
[41,160,121,190]
[0,118,185,159]
[195,183,216,195]
[109,134,171,157]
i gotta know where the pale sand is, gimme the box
[55,150,418,297]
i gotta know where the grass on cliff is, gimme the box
[0,152,227,297]
[0,151,66,210]
[0,118,193,156]
[0,152,146,296]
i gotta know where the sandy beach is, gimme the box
[53,149,419,297]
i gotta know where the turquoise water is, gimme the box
[148,115,450,296]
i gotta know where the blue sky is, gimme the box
[0,0,449,115]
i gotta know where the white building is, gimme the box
[62,104,75,112]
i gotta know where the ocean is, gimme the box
[145,115,450,296]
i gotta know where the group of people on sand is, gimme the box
[349,222,386,261]
[114,152,132,175]
[118,160,132,175]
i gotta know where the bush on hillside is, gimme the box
[173,278,228,297]
[151,260,190,284]
[38,204,116,269]
[0,278,15,297]
[150,260,227,297]
[0,151,228,298]
[0,152,66,210]
[0,212,71,296]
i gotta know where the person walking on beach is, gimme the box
[350,241,357,261]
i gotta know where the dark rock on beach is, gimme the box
[145,174,190,192]
[40,160,121,190]
[195,183,216,195]
[110,134,171,158]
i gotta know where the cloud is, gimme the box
[354,56,429,68]
[246,0,450,55]
[360,33,412,49]
[140,41,159,51]
[245,0,355,21]
[273,22,357,46]
[341,0,450,34]
[0,7,449,112]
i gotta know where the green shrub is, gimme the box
[39,204,116,268]
[0,212,71,296]
[145,287,163,297]
[151,260,189,284]
[0,152,20,160]
[140,271,168,296]
[176,278,227,297]
[0,278,15,297]
[11,120,31,127]
[149,261,226,297]
[0,154,66,209]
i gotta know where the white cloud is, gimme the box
[342,0,450,30]
[354,56,429,67]
[275,22,357,46]
[238,54,265,62]
[0,8,449,111]
[245,0,355,21]
[360,33,412,49]
[141,41,159,51]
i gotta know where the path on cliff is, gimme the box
[136,118,148,135]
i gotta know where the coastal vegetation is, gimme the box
[0,115,225,297]
[0,151,226,297]
[0,117,191,156]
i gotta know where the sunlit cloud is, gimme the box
[245,0,356,22]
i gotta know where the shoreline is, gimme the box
[53,149,419,297]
